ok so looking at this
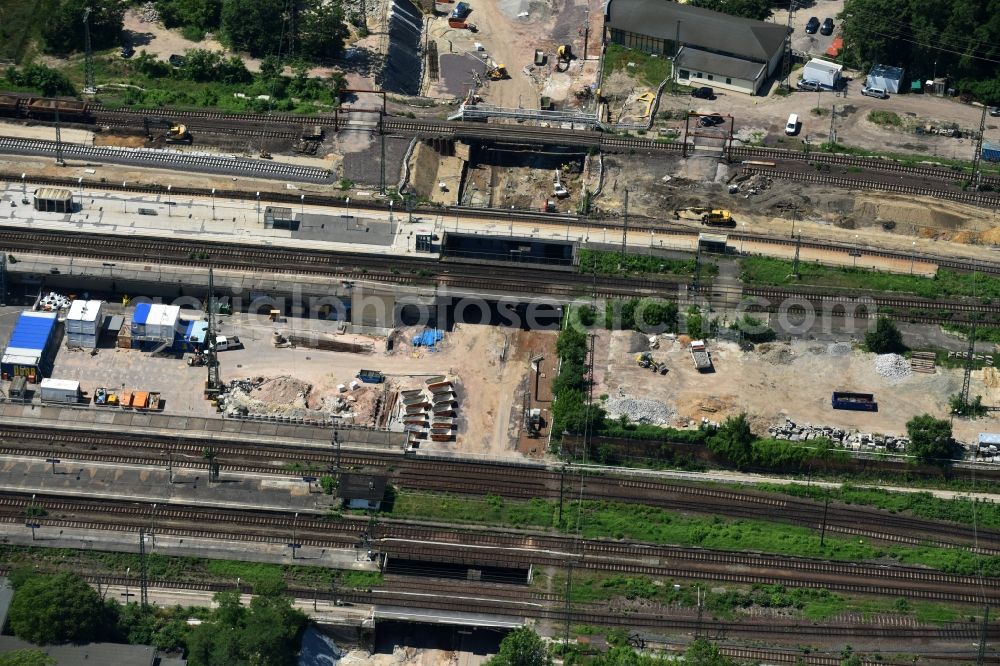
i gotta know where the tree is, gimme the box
[864,316,905,354]
[298,0,350,61]
[684,638,737,666]
[708,413,755,467]
[0,650,57,666]
[8,573,109,645]
[157,0,223,31]
[220,0,284,56]
[42,0,124,55]
[486,627,552,666]
[5,64,76,96]
[906,414,957,464]
[687,0,772,21]
[185,587,308,666]
[634,298,678,333]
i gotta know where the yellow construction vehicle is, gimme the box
[487,63,509,80]
[673,207,735,227]
[166,123,189,142]
[146,117,192,144]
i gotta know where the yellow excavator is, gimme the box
[556,44,572,72]
[145,117,192,144]
[673,207,735,227]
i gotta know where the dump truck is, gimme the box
[487,63,509,80]
[831,391,878,412]
[448,18,477,29]
[128,390,162,411]
[673,207,735,228]
[357,369,386,384]
[690,340,712,372]
[93,387,120,406]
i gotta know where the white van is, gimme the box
[785,113,799,135]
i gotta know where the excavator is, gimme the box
[144,117,192,145]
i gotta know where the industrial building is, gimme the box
[1,311,60,381]
[604,0,789,95]
[131,303,181,351]
[33,187,73,213]
[65,299,104,349]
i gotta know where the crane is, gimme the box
[83,7,95,93]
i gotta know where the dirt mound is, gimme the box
[251,375,311,404]
[758,343,794,365]
[983,367,1000,389]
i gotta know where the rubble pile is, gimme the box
[768,418,909,452]
[605,396,674,425]
[874,354,912,381]
[827,342,852,357]
[218,375,375,424]
[137,2,160,22]
[758,344,794,365]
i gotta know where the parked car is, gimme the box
[820,18,834,35]
[785,113,799,136]
[861,85,888,99]
[796,79,822,92]
[698,114,725,127]
[990,106,1000,117]
[691,86,715,100]
[805,17,820,34]
[120,43,135,59]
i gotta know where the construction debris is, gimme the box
[873,354,912,381]
[605,396,674,425]
[137,1,160,22]
[768,418,909,452]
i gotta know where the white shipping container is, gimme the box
[66,300,103,335]
[40,377,80,403]
[145,303,165,340]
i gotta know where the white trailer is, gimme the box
[800,58,842,89]
[39,378,81,403]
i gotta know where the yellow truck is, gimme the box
[673,207,735,228]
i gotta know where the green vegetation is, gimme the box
[485,627,552,666]
[602,43,672,87]
[731,314,776,343]
[578,249,709,277]
[603,298,679,332]
[0,0,54,62]
[868,109,902,126]
[7,572,111,644]
[220,0,349,60]
[758,482,1000,532]
[0,545,382,590]
[551,324,605,438]
[742,256,1000,301]
[42,0,123,55]
[841,0,1000,104]
[906,414,960,464]
[0,651,57,666]
[4,63,75,96]
[319,474,337,494]
[385,490,1000,576]
[687,0,771,20]
[864,316,906,354]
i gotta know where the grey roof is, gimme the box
[337,473,388,501]
[869,63,904,80]
[606,0,789,62]
[0,637,159,666]
[675,46,766,81]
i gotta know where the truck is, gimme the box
[447,18,477,29]
[831,391,878,412]
[40,378,81,404]
[129,391,162,411]
[356,369,386,384]
[690,340,712,372]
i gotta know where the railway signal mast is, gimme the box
[82,7,96,94]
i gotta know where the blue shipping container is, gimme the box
[7,311,57,352]
[983,142,1000,162]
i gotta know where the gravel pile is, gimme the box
[605,397,674,425]
[137,2,159,22]
[827,342,852,357]
[874,353,911,381]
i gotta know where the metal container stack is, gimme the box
[65,299,103,349]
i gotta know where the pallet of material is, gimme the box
[910,351,936,374]
[430,433,453,442]
[401,389,424,398]
[402,394,428,405]
[425,375,447,385]
[433,405,455,416]
[432,392,457,403]
[427,381,452,392]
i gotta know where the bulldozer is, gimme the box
[486,63,509,80]
[556,44,572,72]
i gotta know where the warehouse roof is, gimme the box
[605,0,789,62]
[0,636,158,666]
[869,63,904,80]
[337,473,388,501]
[33,187,72,202]
[675,46,766,81]
[7,311,57,352]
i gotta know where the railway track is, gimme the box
[5,169,1000,279]
[0,136,331,182]
[2,489,998,606]
[4,424,999,554]
[743,167,1000,208]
